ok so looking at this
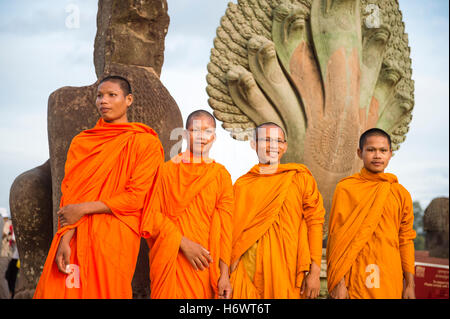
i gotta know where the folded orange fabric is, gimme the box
[33,118,163,299]
[327,168,416,299]
[141,153,233,298]
[231,163,325,298]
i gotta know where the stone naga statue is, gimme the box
[206,0,414,230]
[424,197,449,259]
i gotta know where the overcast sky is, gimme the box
[0,0,448,217]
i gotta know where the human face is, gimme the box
[95,81,132,124]
[357,135,392,174]
[252,126,287,165]
[186,117,216,158]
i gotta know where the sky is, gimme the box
[0,0,448,217]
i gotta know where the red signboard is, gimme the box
[415,262,449,299]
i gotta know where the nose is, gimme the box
[97,95,108,104]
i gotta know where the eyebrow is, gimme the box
[97,89,121,93]
[365,146,389,149]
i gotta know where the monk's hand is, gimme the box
[55,233,72,274]
[58,203,86,227]
[329,278,349,299]
[301,262,321,299]
[218,274,232,299]
[179,236,213,271]
[402,285,416,299]
[402,272,416,299]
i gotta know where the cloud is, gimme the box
[163,33,213,69]
[166,0,234,38]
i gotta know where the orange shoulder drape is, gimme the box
[33,118,163,299]
[141,153,233,299]
[326,168,416,299]
[231,163,325,299]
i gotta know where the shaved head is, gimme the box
[254,122,286,141]
[185,110,216,129]
[99,75,132,96]
[359,128,392,150]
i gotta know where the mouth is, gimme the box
[193,141,209,148]
[371,161,384,166]
[266,150,280,157]
[99,107,112,113]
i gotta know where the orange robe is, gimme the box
[33,118,163,299]
[326,168,416,299]
[230,163,325,298]
[141,153,233,299]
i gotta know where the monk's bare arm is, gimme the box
[58,201,112,227]
[301,261,321,298]
[218,259,232,299]
[55,228,75,274]
[402,271,415,299]
[219,259,229,276]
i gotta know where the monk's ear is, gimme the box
[357,148,363,159]
[282,141,288,153]
[250,139,257,150]
[126,94,133,108]
[277,141,287,160]
[182,129,189,141]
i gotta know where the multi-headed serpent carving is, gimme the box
[206,0,414,230]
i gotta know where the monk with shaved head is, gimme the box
[230,122,325,299]
[34,76,164,298]
[142,110,233,299]
[327,128,416,299]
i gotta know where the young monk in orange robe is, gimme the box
[327,128,416,299]
[33,76,164,299]
[230,122,325,299]
[142,110,233,299]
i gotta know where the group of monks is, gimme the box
[33,75,416,299]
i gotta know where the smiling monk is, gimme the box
[33,75,164,299]
[142,110,233,299]
[327,128,416,299]
[230,122,325,299]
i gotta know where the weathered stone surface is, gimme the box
[9,161,53,299]
[0,257,12,299]
[424,197,449,258]
[94,0,169,78]
[207,0,414,232]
